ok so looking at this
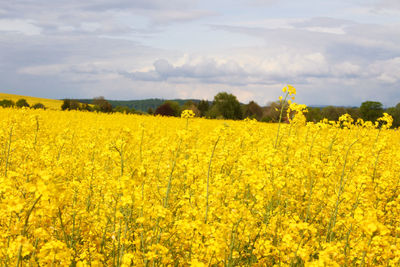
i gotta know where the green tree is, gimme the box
[212,92,242,120]
[61,99,71,110]
[306,107,323,122]
[243,101,263,120]
[32,103,46,109]
[360,101,383,122]
[0,99,15,108]
[387,103,400,127]
[155,102,175,116]
[261,101,286,122]
[16,98,30,108]
[182,100,200,117]
[164,100,181,117]
[114,106,131,114]
[93,96,113,113]
[69,100,81,110]
[197,100,210,117]
[321,106,347,121]
[147,107,154,115]
[81,103,93,111]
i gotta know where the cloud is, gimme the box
[123,52,366,87]
[369,57,400,84]
[0,0,212,38]
[0,19,42,35]
[1,0,400,106]
[374,0,400,10]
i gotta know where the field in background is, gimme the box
[0,107,399,266]
[0,92,63,109]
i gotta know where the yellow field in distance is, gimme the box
[0,92,63,110]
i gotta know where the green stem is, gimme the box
[274,92,289,148]
[205,137,220,224]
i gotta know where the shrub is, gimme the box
[16,98,30,108]
[32,103,46,109]
[0,99,15,108]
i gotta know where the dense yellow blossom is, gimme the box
[0,104,400,266]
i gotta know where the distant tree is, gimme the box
[182,100,200,117]
[0,99,15,108]
[147,107,154,115]
[387,103,400,127]
[306,107,323,122]
[93,96,113,113]
[16,98,30,108]
[81,103,93,111]
[155,102,175,116]
[32,103,46,109]
[164,100,181,117]
[360,101,383,122]
[198,100,210,117]
[212,92,242,120]
[345,107,360,120]
[114,106,133,114]
[205,105,221,119]
[61,99,71,110]
[69,100,81,110]
[261,101,286,122]
[321,106,347,121]
[243,101,263,120]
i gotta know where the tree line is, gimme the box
[3,93,399,127]
[0,98,46,109]
[61,93,400,127]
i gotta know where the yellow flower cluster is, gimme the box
[181,109,196,119]
[1,104,400,266]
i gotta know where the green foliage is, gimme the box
[387,103,400,127]
[243,101,263,120]
[164,101,181,117]
[61,99,71,110]
[306,107,323,122]
[182,100,200,117]
[76,98,205,112]
[16,98,30,108]
[93,96,113,113]
[69,100,81,110]
[114,106,134,114]
[155,102,176,116]
[261,101,286,122]
[198,100,210,117]
[212,92,242,120]
[32,103,46,109]
[0,99,15,108]
[147,107,154,115]
[321,106,346,121]
[360,101,383,122]
[81,103,93,112]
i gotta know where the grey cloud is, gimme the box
[123,55,364,87]
[374,0,400,10]
[0,31,177,99]
[211,21,400,63]
[123,58,252,86]
[292,17,356,28]
[1,0,211,37]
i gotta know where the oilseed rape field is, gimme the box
[0,93,63,110]
[1,94,400,266]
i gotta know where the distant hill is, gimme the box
[0,92,63,110]
[76,98,212,112]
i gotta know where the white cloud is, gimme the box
[370,57,400,84]
[0,19,42,35]
[1,0,400,106]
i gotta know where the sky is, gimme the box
[0,0,399,106]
